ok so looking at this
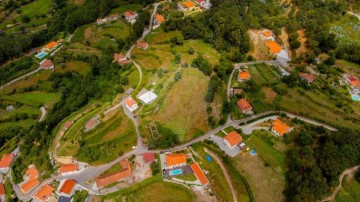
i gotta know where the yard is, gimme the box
[335,176,360,202]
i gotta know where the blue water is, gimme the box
[250,150,257,156]
[206,155,212,162]
[169,169,182,176]
[351,95,360,101]
[35,52,47,59]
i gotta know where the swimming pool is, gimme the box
[351,95,360,101]
[35,52,47,59]
[169,169,182,176]
[250,150,257,156]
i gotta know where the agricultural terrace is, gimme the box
[0,91,60,108]
[99,176,195,201]
[0,0,53,32]
[234,63,360,130]
[330,15,360,46]
[72,20,130,50]
[59,106,136,165]
[335,176,360,202]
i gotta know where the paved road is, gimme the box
[38,107,47,122]
[347,11,360,20]
[321,165,360,202]
[0,67,41,90]
[205,149,238,202]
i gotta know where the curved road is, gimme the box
[38,107,47,122]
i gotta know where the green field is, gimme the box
[245,130,286,178]
[109,4,143,15]
[330,15,360,46]
[336,177,360,202]
[0,91,60,107]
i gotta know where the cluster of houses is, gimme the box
[177,0,212,12]
[0,154,14,200]
[96,10,140,25]
[95,153,156,188]
[161,151,209,188]
[125,88,158,113]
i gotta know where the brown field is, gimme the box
[263,87,277,102]
[279,27,292,59]
[233,154,285,202]
[248,30,274,60]
[295,29,307,56]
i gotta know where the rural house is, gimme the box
[237,98,253,114]
[20,165,40,194]
[0,154,14,173]
[142,153,155,163]
[190,163,209,186]
[0,183,5,202]
[265,41,282,54]
[33,184,54,202]
[42,41,58,51]
[155,14,165,24]
[271,118,293,136]
[96,18,107,25]
[125,97,138,112]
[195,0,212,9]
[124,11,138,24]
[261,30,274,40]
[113,53,132,65]
[224,131,243,149]
[40,59,54,70]
[96,159,132,188]
[178,1,196,12]
[165,153,187,169]
[60,163,79,175]
[238,71,251,82]
[299,73,315,84]
[137,89,158,104]
[136,41,149,50]
[58,179,77,198]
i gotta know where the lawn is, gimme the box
[174,173,197,181]
[0,91,60,107]
[0,105,39,121]
[100,176,195,202]
[245,130,286,178]
[336,176,360,202]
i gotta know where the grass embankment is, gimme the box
[335,176,360,202]
[0,91,60,107]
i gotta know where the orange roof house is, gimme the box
[265,41,282,54]
[124,11,136,18]
[156,14,165,23]
[44,41,58,50]
[40,59,54,69]
[60,164,78,174]
[299,73,315,84]
[59,179,76,197]
[21,178,40,194]
[113,53,131,65]
[25,165,39,179]
[96,160,132,188]
[183,1,195,8]
[34,184,54,202]
[190,163,209,186]
[262,31,273,38]
[165,154,187,168]
[271,118,292,136]
[126,98,136,107]
[125,97,138,112]
[224,131,243,149]
[137,41,149,50]
[0,183,5,197]
[237,98,253,114]
[0,154,14,171]
[238,71,251,81]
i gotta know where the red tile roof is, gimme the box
[25,165,38,179]
[238,71,251,80]
[96,160,132,188]
[183,1,195,8]
[190,163,209,185]
[137,41,148,49]
[126,98,137,108]
[237,99,252,111]
[299,73,315,83]
[142,153,155,163]
[196,0,205,3]
[272,118,291,136]
[34,184,54,202]
[44,41,58,50]
[0,183,5,196]
[156,14,165,23]
[265,41,282,54]
[59,179,76,195]
[40,60,54,69]
[0,154,13,168]
[60,164,78,174]
[165,154,186,167]
[124,11,136,17]
[224,131,243,147]
[21,178,40,194]
[262,31,273,38]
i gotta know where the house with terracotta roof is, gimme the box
[142,153,155,163]
[58,179,77,198]
[155,14,165,24]
[113,53,132,65]
[124,11,138,24]
[125,97,138,112]
[136,41,149,50]
[237,98,253,114]
[261,30,274,40]
[96,159,132,188]
[346,75,360,90]
[224,131,243,149]
[238,71,251,82]
[40,60,54,70]
[271,118,293,136]
[0,183,5,201]
[43,41,58,51]
[33,184,54,202]
[178,1,196,12]
[195,0,212,9]
[64,121,73,130]
[165,153,187,169]
[20,165,40,194]
[96,18,107,25]
[60,164,79,175]
[190,163,209,186]
[265,41,282,54]
[299,73,315,84]
[0,154,14,173]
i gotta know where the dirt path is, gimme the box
[38,107,47,122]
[205,148,238,202]
[321,165,360,202]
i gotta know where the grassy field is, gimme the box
[58,61,91,75]
[109,4,143,15]
[0,91,60,107]
[335,176,360,202]
[100,176,195,202]
[245,130,286,178]
[330,15,360,46]
[174,173,197,181]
